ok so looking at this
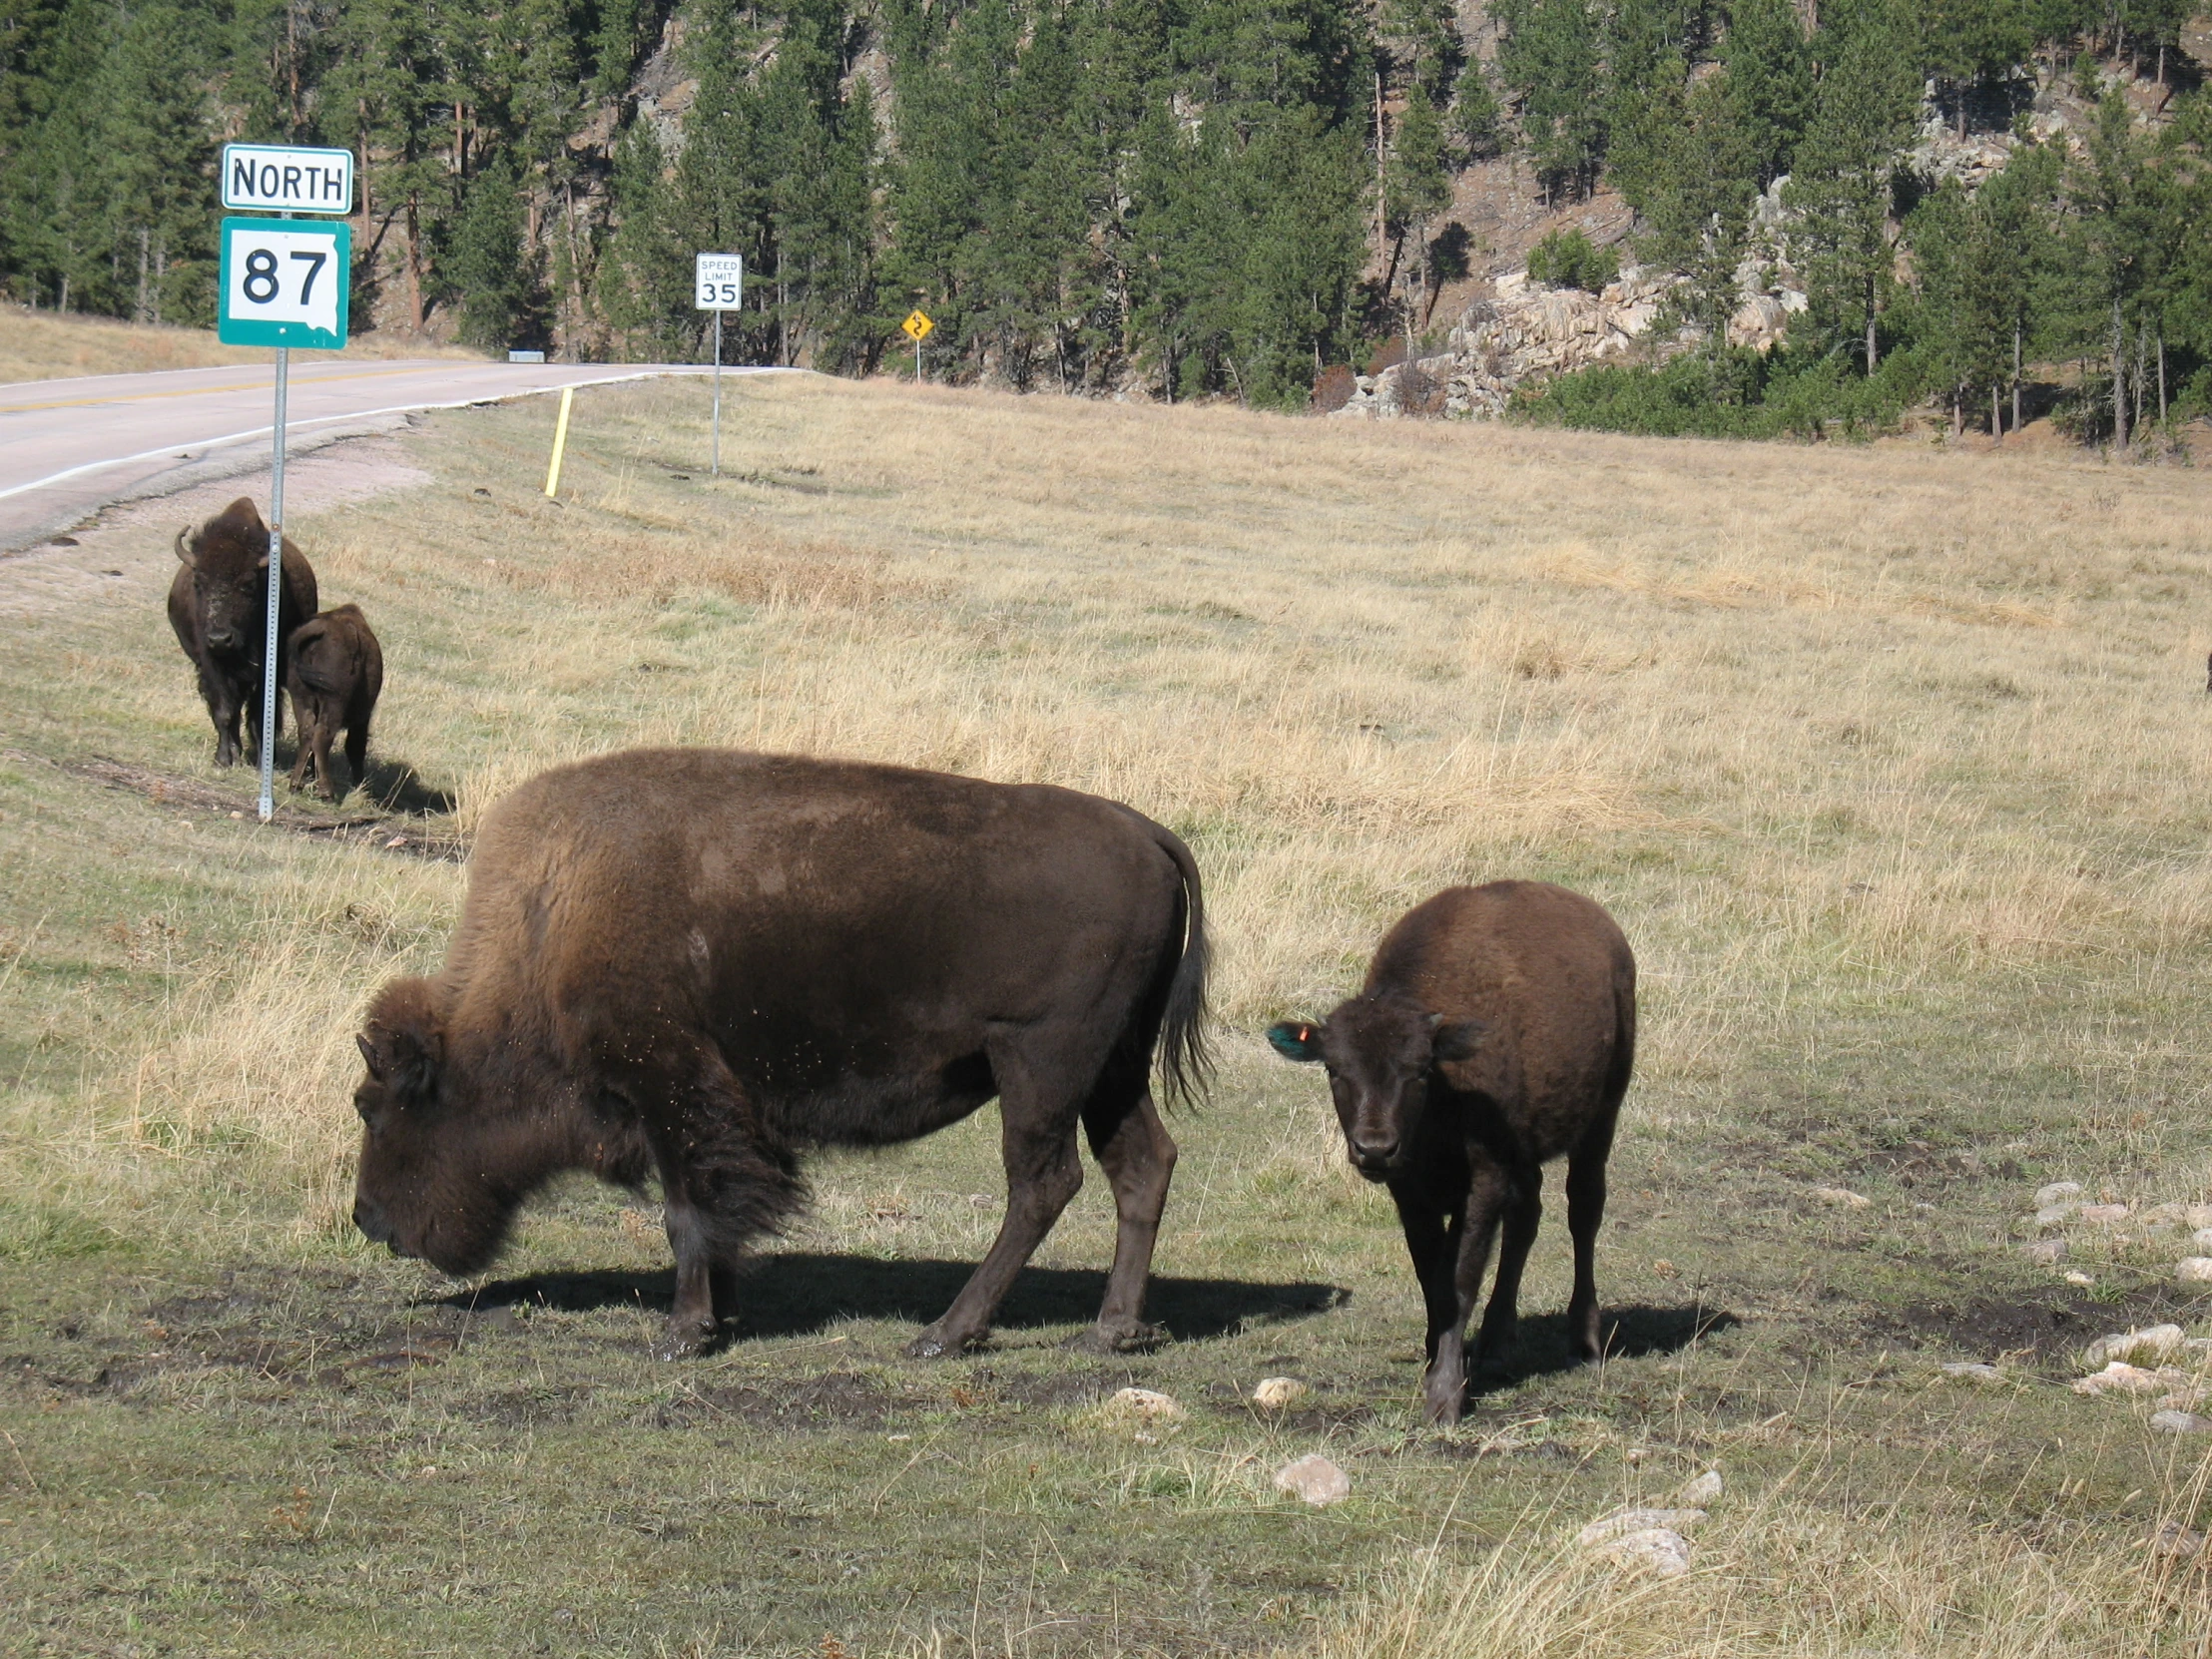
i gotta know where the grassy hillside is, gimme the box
[0,305,487,385]
[3,377,2212,1655]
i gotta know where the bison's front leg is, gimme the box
[203,670,244,768]
[656,1199,720,1361]
[1429,1164,1511,1424]
[1393,1191,1466,1422]
[635,1041,804,1362]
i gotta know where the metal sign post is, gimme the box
[217,144,351,822]
[694,254,743,476]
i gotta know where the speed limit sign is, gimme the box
[217,217,351,349]
[695,253,743,310]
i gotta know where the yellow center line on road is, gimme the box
[0,363,465,415]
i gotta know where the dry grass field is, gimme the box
[0,305,485,384]
[5,373,2212,1656]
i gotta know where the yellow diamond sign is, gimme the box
[901,308,934,341]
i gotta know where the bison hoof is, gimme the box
[653,1320,715,1362]
[905,1326,981,1360]
[1064,1322,1164,1356]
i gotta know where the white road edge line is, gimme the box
[0,366,759,503]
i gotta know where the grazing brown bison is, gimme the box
[350,748,1210,1362]
[1267,881,1634,1423]
[167,497,318,768]
[285,604,383,801]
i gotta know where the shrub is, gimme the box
[1524,229,1620,294]
[1312,363,1358,413]
[1510,344,1912,440]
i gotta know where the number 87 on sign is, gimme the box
[218,218,351,349]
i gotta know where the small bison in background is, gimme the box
[349,748,1210,1363]
[167,497,318,768]
[1269,881,1634,1423]
[285,604,383,801]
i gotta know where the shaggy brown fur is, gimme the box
[350,748,1211,1362]
[166,497,318,768]
[285,603,383,801]
[1269,881,1634,1423]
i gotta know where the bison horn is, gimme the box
[174,528,196,565]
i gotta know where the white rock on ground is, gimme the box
[2036,1182,2083,1208]
[1814,1187,1873,1210]
[1594,1527,1694,1577]
[1941,1362,2005,1383]
[1273,1454,1351,1507]
[2023,1238,2068,1265]
[2153,1521,2209,1558]
[1105,1386,1184,1423]
[2151,1410,2212,1433]
[2084,1326,2186,1368]
[2079,1203,2130,1224]
[1576,1506,1708,1547]
[2193,1229,2212,1253]
[1674,1468,1724,1506]
[2034,1203,2079,1229]
[2177,1259,2212,1285]
[1251,1377,1310,1410]
[2065,1271,2095,1287]
[2073,1363,2193,1397]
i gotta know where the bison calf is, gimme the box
[1268,881,1634,1423]
[168,497,318,769]
[285,604,383,801]
[350,748,1210,1363]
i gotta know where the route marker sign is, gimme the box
[220,144,353,216]
[695,254,743,476]
[218,218,351,350]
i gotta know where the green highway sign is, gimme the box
[217,217,351,350]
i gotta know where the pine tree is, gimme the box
[1786,1,1917,373]
[1722,0,1813,188]
[1493,0,1608,201]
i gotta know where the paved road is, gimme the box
[0,358,755,553]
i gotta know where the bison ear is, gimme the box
[358,978,444,1103]
[1266,1020,1324,1063]
[1429,1016,1490,1063]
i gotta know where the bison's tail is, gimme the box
[1150,823,1213,1111]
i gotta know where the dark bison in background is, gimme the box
[1269,881,1634,1423]
[350,748,1211,1362]
[168,497,318,768]
[285,603,383,801]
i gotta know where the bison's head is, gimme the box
[1266,995,1488,1181]
[175,498,273,658]
[349,976,520,1276]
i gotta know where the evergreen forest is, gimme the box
[1,0,2209,436]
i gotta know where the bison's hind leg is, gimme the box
[1067,1076,1177,1355]
[908,1033,1090,1360]
[628,1040,804,1362]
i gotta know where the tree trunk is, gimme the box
[2158,332,2167,422]
[1991,382,2000,441]
[1865,280,1878,374]
[1374,72,1387,268]
[2133,324,2146,436]
[153,238,165,326]
[1950,387,1962,440]
[2110,298,2128,448]
[2011,321,2021,434]
[134,228,149,325]
[403,196,423,330]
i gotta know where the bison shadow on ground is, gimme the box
[437,1253,1348,1348]
[1469,1303,1742,1394]
[356,757,454,815]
